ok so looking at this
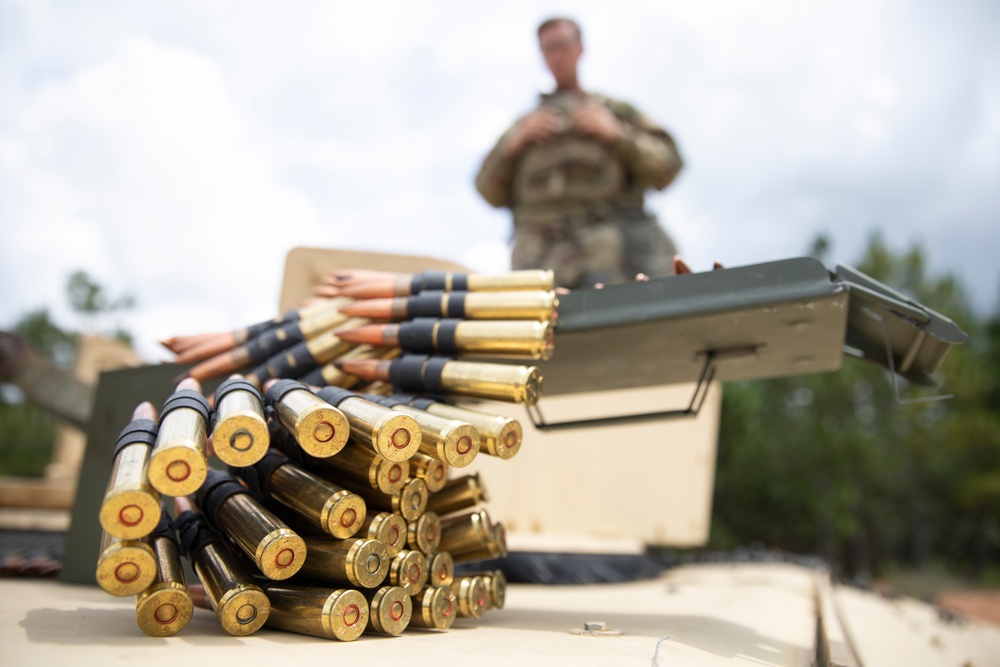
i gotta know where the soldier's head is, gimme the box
[537,18,582,90]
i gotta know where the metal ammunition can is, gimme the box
[363,585,412,636]
[96,531,157,597]
[264,585,368,642]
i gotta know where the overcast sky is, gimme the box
[2,0,998,361]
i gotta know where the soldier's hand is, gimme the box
[572,104,623,143]
[504,108,563,157]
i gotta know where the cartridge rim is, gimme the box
[372,413,422,462]
[394,478,428,522]
[408,511,441,554]
[211,410,270,467]
[347,538,390,588]
[256,528,307,580]
[321,589,368,642]
[368,585,412,635]
[495,419,523,459]
[323,491,366,539]
[376,458,409,495]
[428,551,454,587]
[372,512,407,557]
[417,585,455,630]
[489,569,506,609]
[148,445,207,496]
[390,550,428,596]
[457,576,489,619]
[99,488,161,540]
[96,540,157,597]
[441,423,481,468]
[135,583,193,636]
[521,367,542,406]
[296,403,350,458]
[217,585,270,636]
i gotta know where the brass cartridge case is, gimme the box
[390,404,479,468]
[428,551,454,588]
[453,574,489,619]
[407,511,441,554]
[409,585,456,631]
[362,585,412,636]
[453,522,508,563]
[268,463,365,539]
[263,584,368,642]
[96,531,156,597]
[272,387,350,458]
[463,569,506,610]
[439,509,492,556]
[409,452,449,493]
[193,541,270,636]
[451,319,554,360]
[148,406,207,497]
[310,445,409,495]
[305,322,362,366]
[420,403,522,460]
[211,385,269,467]
[214,493,306,580]
[388,549,428,596]
[462,290,558,322]
[312,345,398,388]
[357,511,408,557]
[465,269,554,292]
[135,535,192,636]
[297,536,390,588]
[426,473,488,516]
[440,360,542,406]
[352,477,428,522]
[100,444,160,540]
[335,396,421,462]
[298,305,351,339]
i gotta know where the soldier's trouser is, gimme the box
[510,211,678,290]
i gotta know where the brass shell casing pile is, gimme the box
[100,270,541,639]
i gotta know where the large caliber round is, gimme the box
[95,534,156,597]
[363,585,412,636]
[409,585,456,630]
[211,379,269,467]
[359,512,408,557]
[389,549,428,596]
[135,583,193,637]
[407,511,441,554]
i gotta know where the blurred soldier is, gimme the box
[476,17,684,289]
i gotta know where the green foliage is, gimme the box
[0,271,135,476]
[711,232,1000,577]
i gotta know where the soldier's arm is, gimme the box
[610,103,684,191]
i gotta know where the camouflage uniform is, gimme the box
[476,91,684,289]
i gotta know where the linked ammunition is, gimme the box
[338,355,542,405]
[362,585,412,636]
[438,509,492,557]
[333,269,554,298]
[364,394,479,468]
[246,321,361,386]
[287,438,410,496]
[300,344,397,389]
[399,395,523,459]
[407,511,441,554]
[452,574,489,619]
[352,477,428,522]
[356,511,408,557]
[135,510,192,637]
[96,531,157,597]
[408,452,449,493]
[408,585,456,631]
[261,583,368,642]
[452,522,508,563]
[340,290,558,323]
[388,549,428,596]
[210,377,269,467]
[296,536,389,588]
[237,451,366,539]
[427,551,454,588]
[455,569,506,609]
[175,501,270,636]
[100,409,161,540]
[147,384,210,496]
[338,318,554,360]
[196,469,306,580]
[265,380,349,458]
[315,386,421,462]
[426,473,488,516]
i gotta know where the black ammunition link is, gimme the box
[214,377,264,406]
[264,379,311,407]
[159,390,211,424]
[196,469,246,526]
[149,505,180,547]
[112,418,158,461]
